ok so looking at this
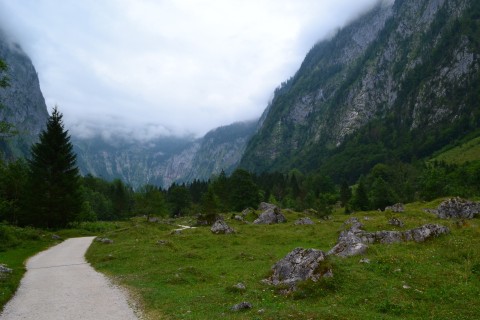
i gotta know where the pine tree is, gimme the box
[24,107,82,228]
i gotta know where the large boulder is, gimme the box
[403,224,450,242]
[264,248,332,291]
[327,229,369,257]
[435,197,480,219]
[211,220,235,234]
[253,203,286,224]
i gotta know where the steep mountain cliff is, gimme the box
[0,31,49,159]
[74,120,257,188]
[241,0,480,180]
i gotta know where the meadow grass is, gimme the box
[0,225,55,309]
[432,136,480,164]
[86,201,480,319]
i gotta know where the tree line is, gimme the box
[2,61,480,229]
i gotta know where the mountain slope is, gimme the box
[74,120,257,188]
[0,31,49,159]
[240,0,480,180]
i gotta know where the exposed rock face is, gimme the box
[211,220,235,234]
[241,0,480,177]
[253,203,286,225]
[74,120,257,189]
[434,197,480,219]
[294,217,315,225]
[264,248,332,290]
[0,30,49,159]
[328,219,450,257]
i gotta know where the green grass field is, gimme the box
[432,136,480,164]
[86,201,480,319]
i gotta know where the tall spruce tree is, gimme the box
[25,107,82,228]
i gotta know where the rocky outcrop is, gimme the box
[211,220,235,234]
[328,218,449,257]
[253,203,286,224]
[0,30,49,159]
[264,248,332,291]
[434,197,480,219]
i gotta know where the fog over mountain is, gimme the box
[0,0,380,141]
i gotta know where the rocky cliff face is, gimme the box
[0,31,49,158]
[241,0,480,178]
[74,120,257,188]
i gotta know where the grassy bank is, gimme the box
[86,200,480,319]
[0,225,55,309]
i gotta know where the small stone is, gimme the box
[0,264,13,274]
[96,237,113,244]
[385,203,405,213]
[359,258,370,264]
[388,217,404,227]
[233,283,246,290]
[231,301,252,311]
[257,309,265,314]
[157,240,169,245]
[294,217,314,225]
[402,284,411,289]
[51,234,62,240]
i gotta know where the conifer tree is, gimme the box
[24,107,82,228]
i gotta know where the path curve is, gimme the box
[0,237,139,320]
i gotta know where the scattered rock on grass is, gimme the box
[389,217,404,227]
[51,234,62,240]
[294,217,315,225]
[233,283,246,291]
[231,301,252,311]
[264,248,332,292]
[96,237,113,244]
[328,219,450,257]
[385,203,405,213]
[211,220,235,234]
[403,224,450,242]
[0,264,13,274]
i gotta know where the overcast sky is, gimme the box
[0,0,379,140]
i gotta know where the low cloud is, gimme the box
[0,0,380,140]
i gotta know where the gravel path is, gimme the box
[0,237,139,320]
